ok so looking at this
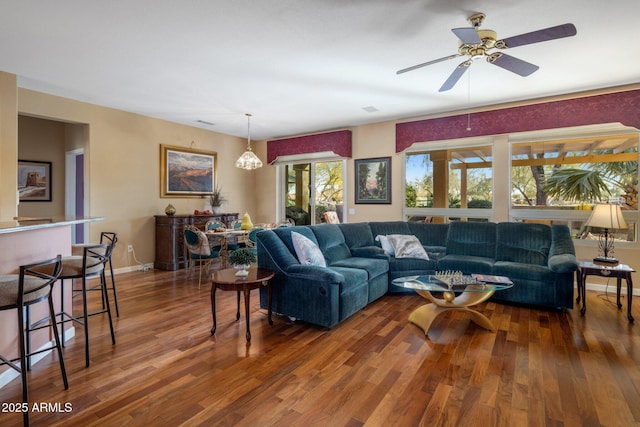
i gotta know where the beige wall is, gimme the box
[0,72,17,220]
[12,87,255,271]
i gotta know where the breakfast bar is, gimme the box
[0,216,102,386]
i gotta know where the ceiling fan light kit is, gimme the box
[397,12,577,92]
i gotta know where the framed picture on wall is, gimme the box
[355,157,391,204]
[18,160,52,202]
[160,144,217,197]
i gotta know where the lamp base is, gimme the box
[593,256,619,266]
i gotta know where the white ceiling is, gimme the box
[1,0,638,140]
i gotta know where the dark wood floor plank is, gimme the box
[0,268,639,426]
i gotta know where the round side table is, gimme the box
[211,266,275,341]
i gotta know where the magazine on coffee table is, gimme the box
[471,274,513,285]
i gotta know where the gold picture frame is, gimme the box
[160,144,217,198]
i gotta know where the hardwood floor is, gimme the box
[1,268,639,426]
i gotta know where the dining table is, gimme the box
[205,229,250,268]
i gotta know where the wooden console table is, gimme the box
[154,213,238,270]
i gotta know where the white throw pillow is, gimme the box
[386,234,429,260]
[375,235,395,256]
[291,232,327,267]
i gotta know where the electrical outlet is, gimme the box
[127,244,133,253]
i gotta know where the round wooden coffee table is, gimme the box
[211,266,274,342]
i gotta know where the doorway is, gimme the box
[65,148,85,243]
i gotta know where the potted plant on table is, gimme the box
[208,186,227,214]
[228,248,257,276]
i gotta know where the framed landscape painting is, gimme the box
[355,157,391,204]
[160,145,216,197]
[18,160,52,202]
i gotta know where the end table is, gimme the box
[211,266,275,341]
[576,260,635,323]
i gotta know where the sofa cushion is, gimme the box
[445,221,496,259]
[369,221,411,243]
[387,256,437,273]
[330,257,388,279]
[309,224,351,264]
[291,232,326,267]
[438,254,494,274]
[492,261,555,282]
[338,222,376,248]
[386,234,429,260]
[328,266,370,321]
[496,222,550,266]
[407,222,449,247]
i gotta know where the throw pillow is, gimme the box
[291,232,327,267]
[387,234,429,260]
[375,235,395,256]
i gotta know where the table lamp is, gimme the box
[585,203,627,265]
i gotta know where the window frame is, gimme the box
[403,137,495,223]
[401,125,639,247]
[274,153,347,225]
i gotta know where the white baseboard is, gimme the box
[0,327,75,389]
[584,281,639,296]
[113,263,154,274]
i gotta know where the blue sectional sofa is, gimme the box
[257,221,578,329]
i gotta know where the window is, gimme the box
[510,133,638,242]
[405,144,493,222]
[282,160,345,225]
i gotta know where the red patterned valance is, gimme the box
[396,89,640,152]
[267,130,352,164]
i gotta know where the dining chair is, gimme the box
[184,225,224,288]
[204,220,226,231]
[323,211,340,224]
[246,226,265,256]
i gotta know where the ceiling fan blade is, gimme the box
[497,23,576,48]
[396,54,461,75]
[439,61,472,92]
[488,52,539,76]
[451,27,482,44]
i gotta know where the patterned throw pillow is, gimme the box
[291,232,327,267]
[375,235,395,256]
[386,234,429,260]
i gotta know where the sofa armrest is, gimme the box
[350,246,387,258]
[285,264,344,283]
[548,253,578,273]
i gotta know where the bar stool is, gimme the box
[72,232,119,316]
[0,255,68,427]
[51,243,116,367]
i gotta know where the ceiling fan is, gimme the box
[397,13,576,92]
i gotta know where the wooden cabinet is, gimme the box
[154,213,238,270]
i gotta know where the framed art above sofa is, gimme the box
[355,157,391,204]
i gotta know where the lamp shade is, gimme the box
[585,203,627,229]
[235,150,263,170]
